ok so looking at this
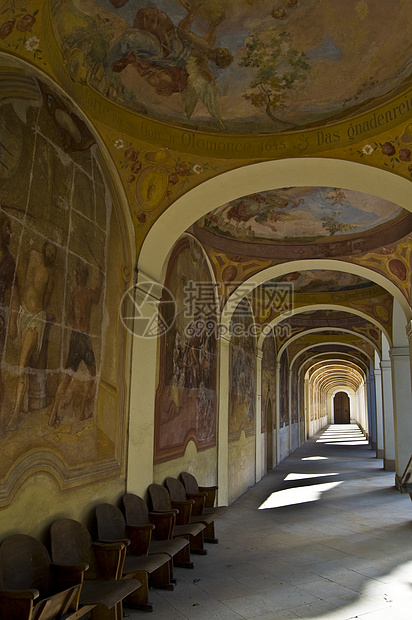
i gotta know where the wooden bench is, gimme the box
[50,518,141,620]
[180,471,228,543]
[0,533,93,620]
[95,503,173,612]
[165,476,219,544]
[148,483,207,555]
[122,492,193,569]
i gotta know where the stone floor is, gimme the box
[125,424,412,619]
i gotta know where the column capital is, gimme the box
[389,346,410,359]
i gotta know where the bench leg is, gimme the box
[90,601,123,620]
[150,560,174,591]
[204,522,219,544]
[174,544,194,569]
[124,572,153,612]
[189,531,207,555]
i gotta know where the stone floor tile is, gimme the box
[143,426,412,619]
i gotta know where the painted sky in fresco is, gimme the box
[51,0,412,133]
[201,187,404,243]
[269,271,375,293]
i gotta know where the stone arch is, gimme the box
[138,158,412,283]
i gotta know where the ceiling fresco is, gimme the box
[50,0,412,133]
[270,270,374,293]
[200,187,407,244]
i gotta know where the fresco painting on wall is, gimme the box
[290,363,298,424]
[0,79,124,498]
[261,331,276,433]
[229,299,255,440]
[51,0,412,133]
[154,237,218,463]
[279,349,289,427]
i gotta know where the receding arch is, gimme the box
[260,306,390,352]
[280,327,381,364]
[221,260,408,328]
[138,158,412,284]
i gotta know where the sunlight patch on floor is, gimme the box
[258,481,343,510]
[316,425,369,445]
[284,472,339,481]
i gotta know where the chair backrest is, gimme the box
[148,483,172,511]
[0,534,52,596]
[123,493,149,526]
[50,518,98,579]
[95,503,127,542]
[180,472,199,495]
[165,477,187,502]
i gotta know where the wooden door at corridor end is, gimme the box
[334,392,350,423]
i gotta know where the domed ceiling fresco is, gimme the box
[269,270,375,293]
[193,186,412,259]
[51,0,412,133]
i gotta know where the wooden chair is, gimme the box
[95,503,173,612]
[165,476,219,544]
[50,518,141,620]
[122,493,194,569]
[0,533,92,620]
[180,472,228,517]
[148,483,207,555]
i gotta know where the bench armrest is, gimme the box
[198,486,218,508]
[92,541,127,580]
[51,562,88,591]
[126,524,154,555]
[171,500,193,525]
[0,587,38,620]
[186,492,206,515]
[148,511,175,540]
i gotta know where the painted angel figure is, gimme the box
[106,2,233,127]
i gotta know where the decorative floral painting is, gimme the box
[154,236,218,463]
[50,0,412,133]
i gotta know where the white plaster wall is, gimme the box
[261,433,266,476]
[153,443,218,489]
[279,426,290,462]
[228,432,256,504]
[309,415,328,437]
[291,422,299,451]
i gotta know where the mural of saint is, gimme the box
[0,80,126,500]
[229,301,256,440]
[154,238,218,462]
[49,261,103,427]
[7,241,57,433]
[0,214,19,437]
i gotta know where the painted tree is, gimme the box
[239,30,310,125]
[321,211,359,236]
